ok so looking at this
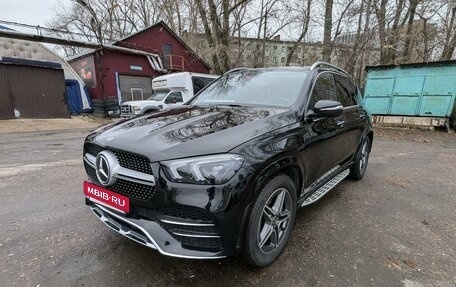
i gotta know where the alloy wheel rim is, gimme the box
[257,187,292,254]
[359,141,369,172]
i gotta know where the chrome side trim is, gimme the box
[91,204,226,259]
[160,218,215,227]
[319,105,343,111]
[84,152,155,186]
[303,165,340,194]
[172,231,220,239]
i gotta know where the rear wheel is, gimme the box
[243,174,297,267]
[350,137,371,180]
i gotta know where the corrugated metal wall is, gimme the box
[364,62,456,118]
[0,65,14,119]
[0,63,69,119]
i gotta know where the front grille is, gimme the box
[84,162,156,200]
[114,150,153,174]
[84,142,153,175]
[121,105,130,114]
[136,206,223,251]
[85,142,104,157]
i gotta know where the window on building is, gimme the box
[297,47,302,54]
[281,57,285,63]
[273,46,277,50]
[273,57,277,64]
[281,46,285,52]
[131,88,144,101]
[266,46,270,52]
[162,44,173,67]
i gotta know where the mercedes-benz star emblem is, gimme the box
[95,151,118,186]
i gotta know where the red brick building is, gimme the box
[68,21,210,116]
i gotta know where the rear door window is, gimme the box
[334,74,356,107]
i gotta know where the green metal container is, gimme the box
[364,61,456,120]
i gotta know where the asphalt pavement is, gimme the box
[0,127,455,287]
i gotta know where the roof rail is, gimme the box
[225,67,250,74]
[310,61,349,75]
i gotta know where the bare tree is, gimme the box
[403,0,422,62]
[194,0,254,73]
[286,0,312,66]
[322,0,333,61]
[440,0,456,60]
[46,0,455,68]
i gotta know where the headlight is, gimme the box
[161,154,244,185]
[132,106,142,114]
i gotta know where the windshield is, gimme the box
[148,91,169,101]
[191,70,308,108]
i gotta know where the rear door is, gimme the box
[334,74,364,162]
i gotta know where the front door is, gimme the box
[300,72,346,190]
[333,74,364,163]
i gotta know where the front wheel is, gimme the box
[243,174,297,267]
[350,137,371,180]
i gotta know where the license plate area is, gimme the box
[83,181,130,214]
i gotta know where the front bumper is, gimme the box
[120,113,136,119]
[89,202,227,259]
[83,140,255,259]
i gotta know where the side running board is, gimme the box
[301,169,350,207]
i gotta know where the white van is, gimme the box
[121,72,218,118]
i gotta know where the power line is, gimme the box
[0,19,161,56]
[0,19,105,41]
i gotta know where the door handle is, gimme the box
[359,114,366,119]
[336,120,345,126]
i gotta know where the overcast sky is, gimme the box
[0,0,71,30]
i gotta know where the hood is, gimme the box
[92,105,298,161]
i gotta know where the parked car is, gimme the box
[120,72,218,118]
[82,62,373,267]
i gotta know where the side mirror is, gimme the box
[313,100,343,117]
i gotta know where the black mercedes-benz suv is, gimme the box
[83,62,373,267]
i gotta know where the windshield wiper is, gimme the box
[224,104,245,107]
[196,103,252,108]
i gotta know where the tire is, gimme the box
[350,137,371,180]
[243,174,297,267]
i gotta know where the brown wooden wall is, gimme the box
[0,63,69,119]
